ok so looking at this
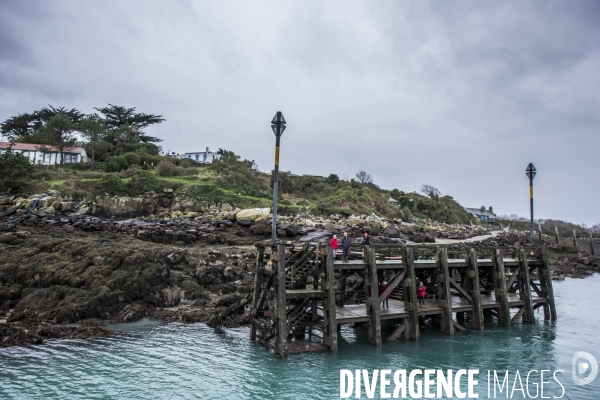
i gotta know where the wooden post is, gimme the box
[541,248,557,320]
[573,229,577,247]
[326,246,338,352]
[438,247,454,334]
[538,224,543,242]
[494,248,511,327]
[468,248,484,331]
[276,244,288,358]
[403,246,419,340]
[555,227,559,245]
[518,248,534,323]
[367,246,382,346]
[590,232,595,256]
[249,246,265,341]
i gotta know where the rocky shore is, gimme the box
[1,191,597,348]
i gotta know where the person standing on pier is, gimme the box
[330,235,339,260]
[380,281,389,308]
[341,232,352,263]
[417,281,426,307]
[360,230,370,261]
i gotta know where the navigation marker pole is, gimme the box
[271,112,286,245]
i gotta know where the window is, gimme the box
[188,155,191,159]
[195,154,199,161]
[203,154,207,161]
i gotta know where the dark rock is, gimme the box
[383,226,400,238]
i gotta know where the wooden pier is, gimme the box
[249,243,557,357]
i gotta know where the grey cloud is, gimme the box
[0,0,599,225]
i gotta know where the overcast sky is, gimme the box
[1,1,599,225]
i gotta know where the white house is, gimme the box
[175,147,220,163]
[0,142,88,165]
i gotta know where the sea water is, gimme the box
[1,275,599,399]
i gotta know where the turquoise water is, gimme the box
[1,276,599,399]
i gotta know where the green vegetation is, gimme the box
[0,146,35,194]
[0,144,480,224]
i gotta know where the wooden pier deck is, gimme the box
[249,243,557,357]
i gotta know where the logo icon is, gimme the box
[572,351,598,386]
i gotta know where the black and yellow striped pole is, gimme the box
[526,163,537,246]
[271,111,286,245]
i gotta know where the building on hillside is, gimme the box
[175,147,220,163]
[0,142,88,165]
[388,197,399,206]
[464,206,497,224]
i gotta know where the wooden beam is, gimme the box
[519,249,534,323]
[494,248,511,327]
[448,276,473,303]
[506,274,518,293]
[276,244,288,357]
[511,307,526,324]
[326,246,338,352]
[367,246,382,346]
[541,248,557,320]
[379,271,406,303]
[385,324,406,342]
[529,280,543,297]
[403,246,420,340]
[249,246,265,341]
[439,247,454,335]
[453,321,466,331]
[468,248,484,331]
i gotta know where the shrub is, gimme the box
[178,158,199,168]
[122,152,141,167]
[105,156,129,172]
[128,169,158,193]
[0,150,34,194]
[156,160,181,176]
[100,173,126,195]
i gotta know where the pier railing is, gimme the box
[249,243,556,357]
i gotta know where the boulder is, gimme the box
[235,208,270,222]
[383,226,400,238]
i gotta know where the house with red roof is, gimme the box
[0,142,88,165]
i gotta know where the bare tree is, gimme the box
[420,184,441,199]
[355,170,373,184]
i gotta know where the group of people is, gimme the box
[329,231,371,263]
[378,281,426,309]
[329,232,427,309]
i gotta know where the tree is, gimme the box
[1,105,83,141]
[94,104,164,144]
[0,144,34,194]
[75,114,107,170]
[326,174,340,186]
[355,170,373,184]
[1,113,36,140]
[35,113,77,165]
[420,184,441,199]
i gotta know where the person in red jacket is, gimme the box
[379,281,390,308]
[330,235,339,260]
[417,281,426,307]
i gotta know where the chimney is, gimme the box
[480,206,485,211]
[206,147,209,154]
[489,206,493,213]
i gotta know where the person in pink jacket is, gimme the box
[417,281,426,307]
[330,235,339,260]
